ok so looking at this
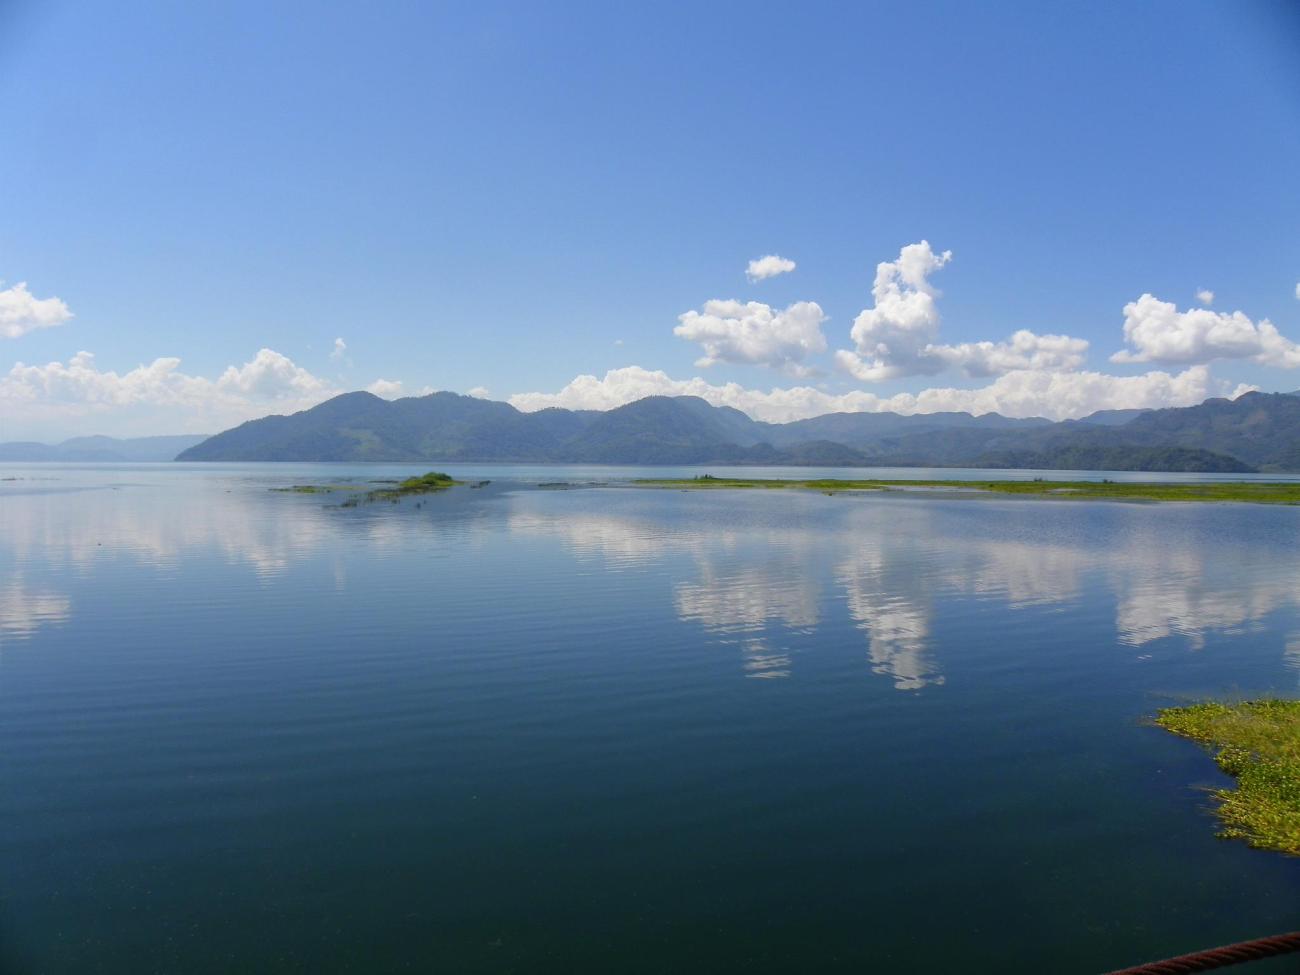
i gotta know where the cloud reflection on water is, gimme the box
[3,476,1299,688]
[0,480,337,577]
[507,493,1300,690]
[0,577,71,644]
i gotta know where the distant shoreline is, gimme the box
[631,475,1300,505]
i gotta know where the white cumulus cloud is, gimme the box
[508,362,1229,423]
[838,330,1089,381]
[217,348,331,397]
[1,282,73,339]
[1111,294,1300,368]
[467,386,491,398]
[674,299,827,375]
[366,378,404,399]
[745,255,796,282]
[331,337,347,359]
[931,331,1090,377]
[0,348,364,438]
[2,351,211,410]
[842,240,952,380]
[1196,289,1215,306]
[836,242,1089,381]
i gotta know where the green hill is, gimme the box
[173,390,1288,473]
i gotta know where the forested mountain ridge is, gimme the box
[169,390,1300,472]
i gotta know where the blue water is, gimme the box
[3,464,1300,973]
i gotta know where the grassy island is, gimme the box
[386,471,460,494]
[273,472,464,505]
[341,471,462,505]
[632,475,1300,505]
[1156,700,1300,855]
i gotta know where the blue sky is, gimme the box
[2,0,1299,439]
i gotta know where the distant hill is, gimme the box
[179,393,867,465]
[171,390,1289,473]
[757,409,1050,450]
[976,444,1254,474]
[1103,392,1300,471]
[850,393,1300,471]
[0,434,209,462]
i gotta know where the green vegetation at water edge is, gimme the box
[632,475,1300,504]
[1156,700,1300,856]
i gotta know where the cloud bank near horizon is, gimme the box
[5,238,1298,437]
[1,348,386,437]
[507,363,1254,423]
[507,240,1289,423]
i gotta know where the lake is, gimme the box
[3,463,1300,973]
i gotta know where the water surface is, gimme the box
[3,464,1300,973]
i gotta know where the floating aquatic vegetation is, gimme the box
[1157,699,1300,855]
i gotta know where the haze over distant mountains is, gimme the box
[160,389,1300,473]
[0,434,209,463]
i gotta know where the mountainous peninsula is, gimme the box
[171,389,1300,472]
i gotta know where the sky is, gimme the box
[2,0,1299,440]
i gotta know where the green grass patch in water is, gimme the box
[270,483,366,494]
[340,471,462,506]
[633,475,1300,505]
[391,471,459,493]
[274,472,462,505]
[1156,699,1300,856]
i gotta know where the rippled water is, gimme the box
[3,464,1300,973]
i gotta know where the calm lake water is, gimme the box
[3,464,1300,973]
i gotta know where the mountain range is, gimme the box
[0,434,210,462]
[166,389,1300,472]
